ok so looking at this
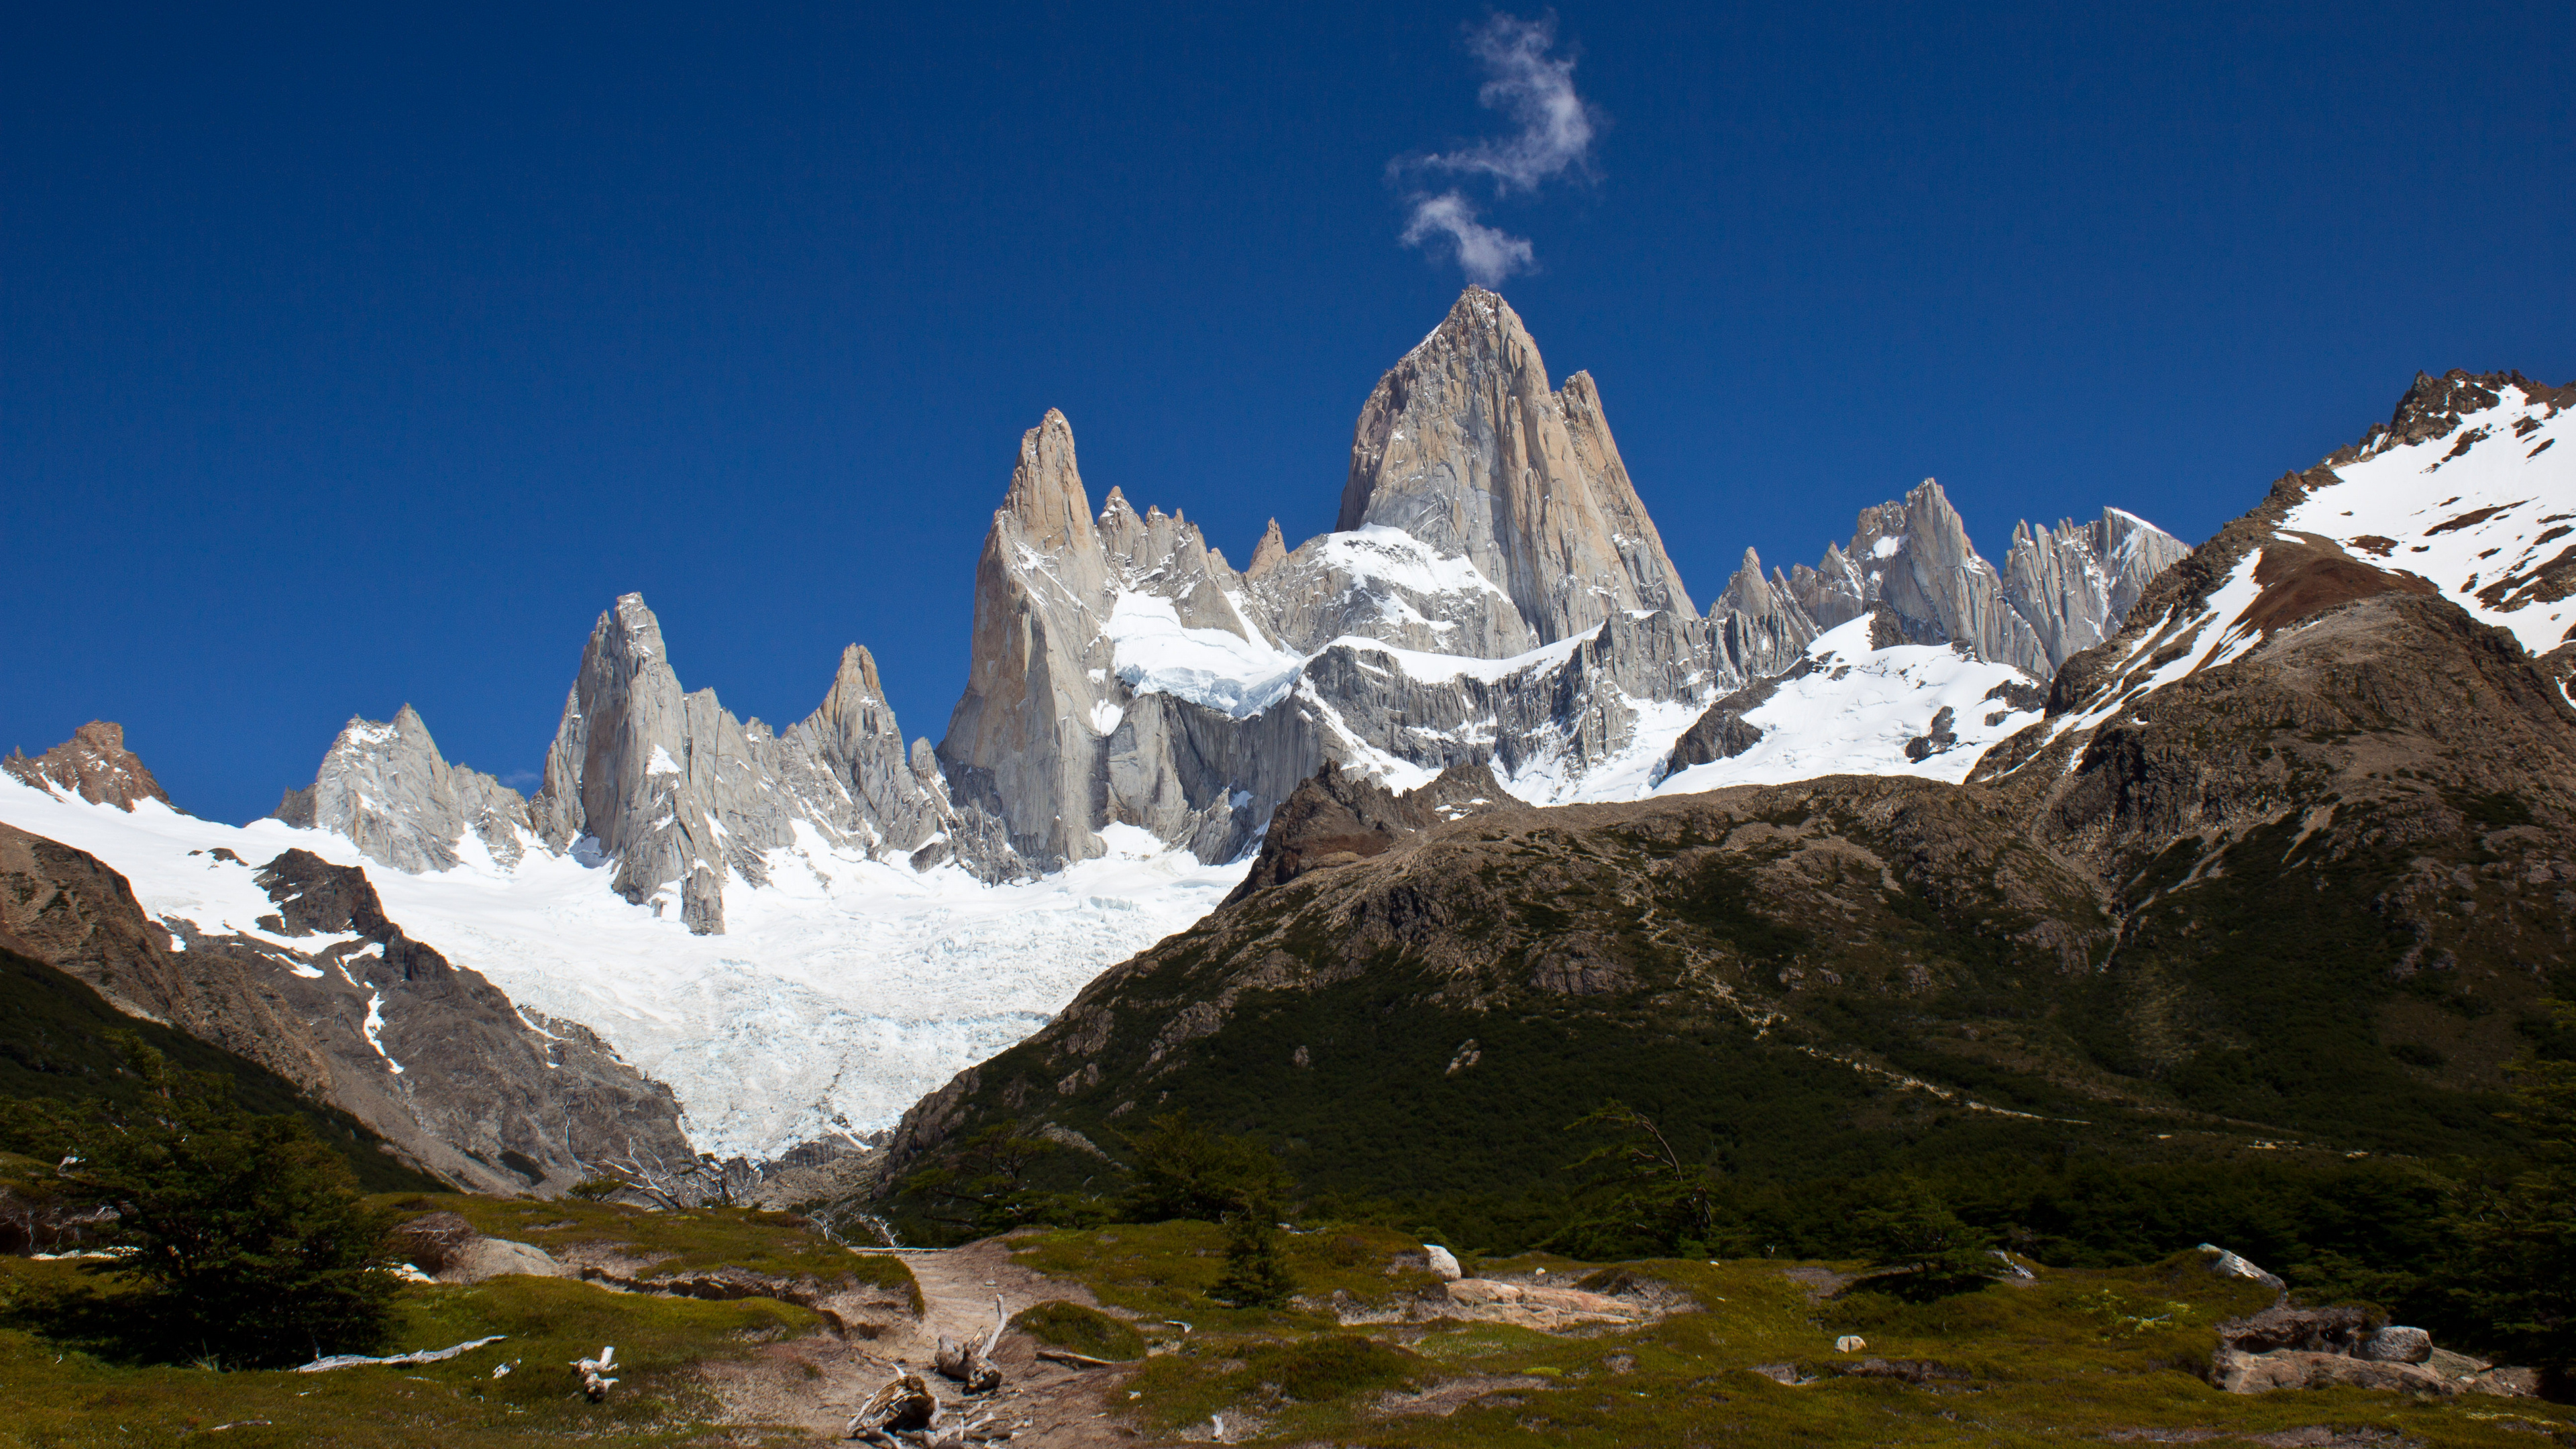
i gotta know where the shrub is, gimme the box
[1235,1334,1418,1401]
[1010,1300,1147,1360]
[1851,1175,1995,1295]
[59,1040,396,1366]
[1210,1193,1298,1309]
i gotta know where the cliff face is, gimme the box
[273,705,535,873]
[1329,287,1696,650]
[1784,485,2189,680]
[936,411,1272,870]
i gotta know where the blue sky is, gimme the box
[6,1,2569,823]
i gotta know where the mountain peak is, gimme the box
[1000,409,1097,555]
[3,720,172,812]
[1246,518,1287,578]
[1338,288,1695,639]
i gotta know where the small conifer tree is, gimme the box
[1851,1175,1995,1285]
[1210,1191,1297,1309]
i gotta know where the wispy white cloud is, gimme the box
[1400,191,1537,288]
[1393,12,1599,285]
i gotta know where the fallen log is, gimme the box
[847,1371,938,1444]
[572,1345,619,1402]
[1033,1348,1120,1369]
[934,1293,1008,1394]
[294,1335,507,1373]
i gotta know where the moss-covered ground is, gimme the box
[5,1201,2571,1445]
[1006,1222,2576,1447]
[368,1191,917,1303]
[0,1194,918,1447]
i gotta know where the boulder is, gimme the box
[1444,1279,1520,1306]
[2210,1347,2456,1397]
[1423,1244,1462,1282]
[2217,1303,2371,1355]
[437,1238,564,1285]
[386,1212,479,1277]
[2196,1242,2287,1293]
[2357,1326,2433,1364]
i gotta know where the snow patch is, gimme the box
[1104,592,1303,718]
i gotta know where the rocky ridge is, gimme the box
[932,286,2187,873]
[3,722,172,812]
[277,597,1022,934]
[0,814,696,1194]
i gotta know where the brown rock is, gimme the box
[3,722,171,812]
[2210,1346,2455,1396]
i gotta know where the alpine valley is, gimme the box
[5,288,2571,1209]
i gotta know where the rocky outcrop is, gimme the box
[4,722,171,812]
[1322,286,1695,652]
[520,594,1009,929]
[0,814,697,1195]
[1708,549,1818,682]
[1660,663,1809,775]
[273,706,536,872]
[1785,486,2189,680]
[1224,759,1499,902]
[2210,1346,2455,1396]
[2203,1301,2528,1398]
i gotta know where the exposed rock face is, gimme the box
[0,818,697,1195]
[513,593,1005,928]
[1708,549,1819,682]
[4,722,172,812]
[1223,759,1499,902]
[2210,1346,2455,1396]
[1661,663,1808,775]
[2359,1326,2434,1364]
[1329,286,1695,651]
[273,706,535,872]
[1785,486,2190,680]
[1999,510,2191,672]
[938,414,1267,869]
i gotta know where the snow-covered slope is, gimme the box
[1975,370,2575,776]
[0,772,1240,1161]
[2288,374,2575,659]
[1652,617,2045,796]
